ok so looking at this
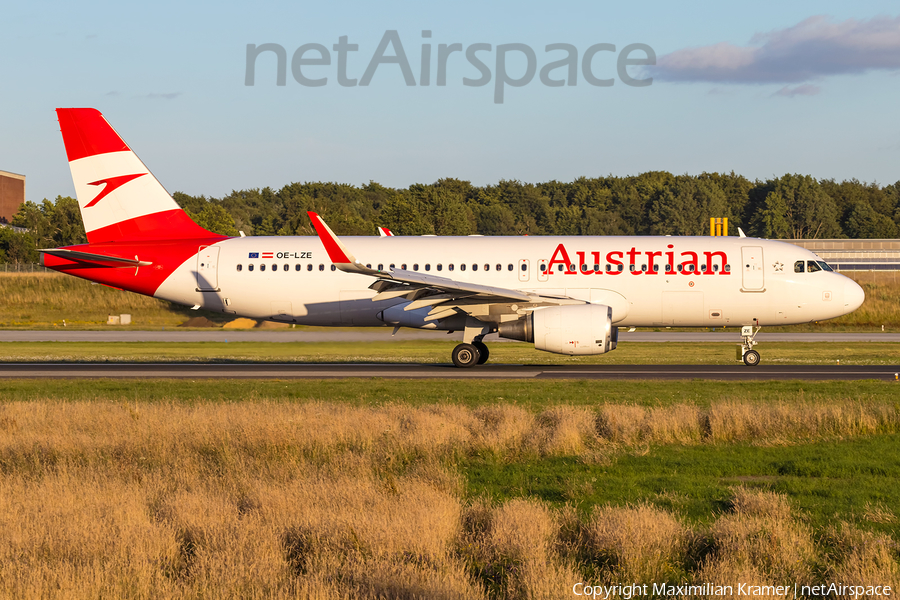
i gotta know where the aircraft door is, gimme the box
[518,259,530,282]
[741,246,764,291]
[197,246,219,291]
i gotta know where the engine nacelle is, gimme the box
[498,304,618,355]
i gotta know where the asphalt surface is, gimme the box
[0,363,897,380]
[1,331,899,343]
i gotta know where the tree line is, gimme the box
[3,172,899,263]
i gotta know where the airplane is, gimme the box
[40,108,865,367]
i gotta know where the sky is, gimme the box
[1,0,899,204]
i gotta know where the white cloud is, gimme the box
[652,15,900,84]
[772,84,821,97]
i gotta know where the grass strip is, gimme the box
[1,340,900,364]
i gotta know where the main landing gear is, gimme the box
[451,318,494,368]
[738,325,761,366]
[452,343,488,368]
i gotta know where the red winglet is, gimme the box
[308,211,351,264]
[57,108,130,162]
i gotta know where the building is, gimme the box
[0,170,26,224]
[784,239,900,271]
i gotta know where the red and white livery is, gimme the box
[41,109,865,367]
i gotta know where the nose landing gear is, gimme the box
[738,325,761,366]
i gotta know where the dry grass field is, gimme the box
[0,273,218,328]
[2,398,898,599]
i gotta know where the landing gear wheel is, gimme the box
[472,341,490,364]
[452,343,481,368]
[742,350,761,366]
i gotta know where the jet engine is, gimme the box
[498,304,618,355]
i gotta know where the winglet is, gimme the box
[378,227,394,237]
[308,211,379,275]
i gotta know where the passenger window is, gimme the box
[248,264,254,272]
[413,264,419,271]
[665,264,672,272]
[485,264,490,271]
[319,264,325,271]
[236,264,243,272]
[629,265,636,272]
[307,264,312,271]
[724,264,731,272]
[807,261,822,273]
[401,264,407,270]
[424,264,430,271]
[377,264,383,271]
[461,264,466,271]
[496,264,501,271]
[641,265,648,272]
[260,264,266,272]
[284,264,289,271]
[271,264,277,271]
[508,264,513,271]
[581,264,589,272]
[701,264,707,272]
[331,265,336,271]
[294,264,300,271]
[449,264,454,271]
[522,264,528,272]
[653,265,659,272]
[437,264,442,271]
[473,264,479,271]
[540,264,546,272]
[794,261,805,273]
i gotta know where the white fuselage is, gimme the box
[153,235,864,329]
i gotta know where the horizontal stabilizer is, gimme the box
[40,248,152,267]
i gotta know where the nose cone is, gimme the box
[844,279,865,313]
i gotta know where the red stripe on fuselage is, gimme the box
[57,108,130,162]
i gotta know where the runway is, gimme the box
[0,363,897,380]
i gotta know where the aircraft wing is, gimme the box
[307,212,579,316]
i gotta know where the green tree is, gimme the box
[845,201,898,239]
[0,228,39,263]
[188,205,239,237]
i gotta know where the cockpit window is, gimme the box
[817,261,834,272]
[807,261,822,273]
[794,261,805,273]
